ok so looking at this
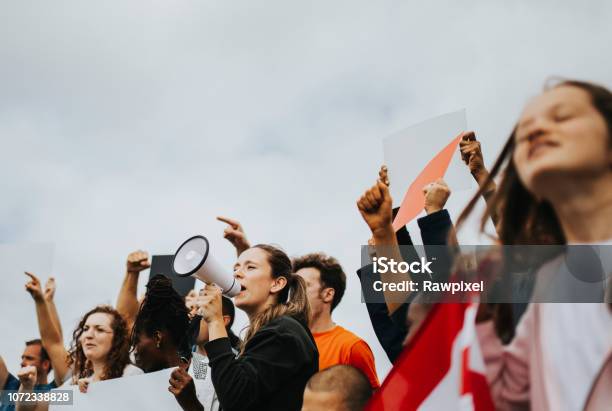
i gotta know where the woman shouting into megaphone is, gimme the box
[197,244,319,411]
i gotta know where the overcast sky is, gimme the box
[2,0,612,380]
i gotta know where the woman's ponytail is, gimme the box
[283,273,310,327]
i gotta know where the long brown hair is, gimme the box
[457,79,612,245]
[241,244,310,353]
[67,305,131,381]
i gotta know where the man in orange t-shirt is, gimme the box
[293,253,379,389]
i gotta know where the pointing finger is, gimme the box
[217,216,241,230]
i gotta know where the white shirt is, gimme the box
[540,302,611,410]
[190,352,219,411]
[534,239,612,410]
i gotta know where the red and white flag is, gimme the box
[366,303,494,411]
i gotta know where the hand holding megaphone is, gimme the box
[196,284,224,324]
[172,235,241,297]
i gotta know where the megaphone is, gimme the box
[172,235,241,297]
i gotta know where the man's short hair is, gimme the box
[306,365,372,410]
[293,253,346,312]
[25,339,52,371]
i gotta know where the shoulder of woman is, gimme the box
[246,316,317,363]
[122,364,144,377]
[262,315,307,334]
[252,315,314,349]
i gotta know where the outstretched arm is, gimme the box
[357,166,408,315]
[43,278,63,342]
[459,131,499,227]
[15,366,45,411]
[116,250,150,331]
[24,272,70,386]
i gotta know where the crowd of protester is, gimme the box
[1,79,611,411]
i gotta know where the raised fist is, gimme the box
[17,365,37,390]
[423,178,451,215]
[126,250,151,274]
[357,166,394,237]
[459,131,486,176]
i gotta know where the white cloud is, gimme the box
[1,0,611,381]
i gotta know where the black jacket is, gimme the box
[358,209,454,363]
[205,315,318,411]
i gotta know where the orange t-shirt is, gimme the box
[312,325,380,389]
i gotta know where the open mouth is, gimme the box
[240,284,246,291]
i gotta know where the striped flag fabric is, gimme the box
[366,303,494,411]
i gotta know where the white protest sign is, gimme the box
[383,110,475,229]
[383,110,474,202]
[51,369,182,411]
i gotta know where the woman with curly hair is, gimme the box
[23,272,142,394]
[64,305,143,391]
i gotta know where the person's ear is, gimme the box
[153,331,163,349]
[42,359,51,374]
[222,315,231,328]
[321,287,335,305]
[270,276,288,294]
